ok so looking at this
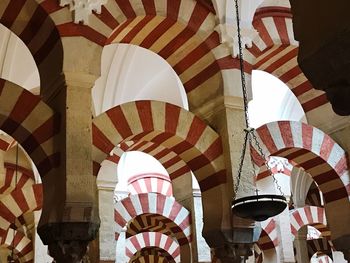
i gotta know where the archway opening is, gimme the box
[249,70,306,128]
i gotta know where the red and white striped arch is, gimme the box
[258,218,279,251]
[0,164,35,195]
[128,173,173,196]
[290,206,326,237]
[93,100,226,193]
[247,7,330,119]
[130,254,168,263]
[307,238,333,260]
[0,79,60,176]
[126,232,180,262]
[126,213,187,244]
[0,136,15,151]
[0,184,42,236]
[252,121,350,205]
[0,0,63,93]
[102,140,192,192]
[0,229,33,263]
[126,141,192,182]
[114,193,191,243]
[38,0,237,109]
[130,248,176,263]
[256,157,292,181]
[306,182,323,207]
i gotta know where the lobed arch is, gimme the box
[0,0,63,97]
[93,100,229,240]
[126,232,180,262]
[114,193,191,262]
[0,229,34,262]
[247,7,329,122]
[252,120,350,240]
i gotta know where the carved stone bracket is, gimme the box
[38,222,99,263]
[60,0,107,24]
[214,243,254,263]
[215,23,258,57]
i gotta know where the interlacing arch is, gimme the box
[0,79,60,176]
[246,6,329,119]
[0,229,34,263]
[126,232,180,262]
[114,193,191,262]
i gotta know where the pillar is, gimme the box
[96,160,118,261]
[37,72,99,263]
[194,93,260,258]
[293,227,308,263]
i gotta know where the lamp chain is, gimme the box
[233,0,284,197]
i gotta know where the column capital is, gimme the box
[64,72,99,89]
[213,243,253,263]
[193,95,244,122]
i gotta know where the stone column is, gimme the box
[194,94,260,258]
[38,72,99,263]
[293,226,308,263]
[214,243,253,263]
[96,160,118,262]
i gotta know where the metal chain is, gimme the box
[233,0,284,196]
[251,131,284,195]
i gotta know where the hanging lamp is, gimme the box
[231,0,288,221]
[7,144,19,263]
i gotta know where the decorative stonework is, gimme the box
[215,24,258,57]
[60,0,107,24]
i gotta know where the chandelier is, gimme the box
[231,0,288,221]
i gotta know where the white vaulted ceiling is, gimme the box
[0,24,39,93]
[92,43,188,116]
